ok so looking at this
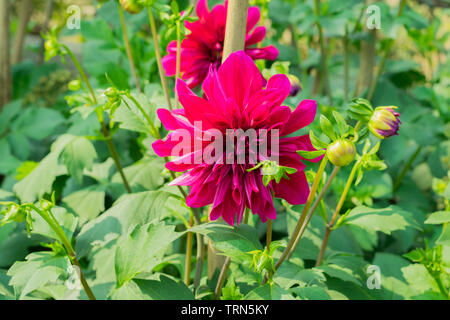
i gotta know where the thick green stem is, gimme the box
[316,162,358,266]
[147,6,173,110]
[393,146,422,192]
[314,0,332,104]
[62,44,131,193]
[272,156,328,275]
[31,205,96,300]
[184,215,194,285]
[344,25,349,101]
[214,257,231,300]
[118,4,142,92]
[287,165,340,260]
[367,0,406,100]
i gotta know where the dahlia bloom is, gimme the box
[162,0,278,88]
[153,51,320,226]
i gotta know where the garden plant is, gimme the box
[0,0,449,301]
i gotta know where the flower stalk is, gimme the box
[315,161,359,266]
[118,4,142,92]
[287,165,340,260]
[62,44,132,193]
[272,155,328,274]
[147,6,173,110]
[29,204,96,300]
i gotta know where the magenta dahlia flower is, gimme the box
[153,51,320,226]
[161,0,278,88]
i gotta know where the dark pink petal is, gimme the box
[246,6,261,32]
[273,169,310,205]
[157,108,192,131]
[218,51,263,108]
[267,74,291,105]
[280,135,323,163]
[245,26,267,46]
[196,0,209,21]
[245,45,279,60]
[281,99,317,136]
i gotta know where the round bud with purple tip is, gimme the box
[369,106,401,139]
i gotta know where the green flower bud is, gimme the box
[104,87,121,104]
[326,139,356,167]
[1,204,26,224]
[68,80,81,91]
[40,199,54,212]
[120,0,143,14]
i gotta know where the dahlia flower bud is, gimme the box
[120,0,143,14]
[368,106,401,139]
[287,75,302,97]
[326,139,356,167]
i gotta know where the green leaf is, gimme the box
[424,211,450,225]
[290,285,331,300]
[309,130,329,149]
[62,185,105,225]
[190,223,262,262]
[112,157,164,191]
[297,149,326,159]
[115,222,181,287]
[319,115,337,141]
[340,206,421,237]
[76,191,172,257]
[7,251,70,299]
[316,264,362,286]
[61,136,97,183]
[274,261,326,289]
[31,207,78,242]
[134,275,194,300]
[244,283,294,300]
[13,135,75,202]
[332,111,348,137]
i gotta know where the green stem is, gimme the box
[393,146,422,192]
[125,92,158,137]
[118,4,142,92]
[62,44,131,193]
[266,219,273,248]
[30,205,96,300]
[243,207,250,224]
[314,0,332,104]
[287,165,340,260]
[270,156,328,276]
[367,0,406,100]
[62,44,97,105]
[184,215,194,286]
[147,6,173,110]
[316,162,358,266]
[344,24,349,101]
[214,257,231,300]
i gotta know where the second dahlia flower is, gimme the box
[153,51,320,226]
[162,0,278,88]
